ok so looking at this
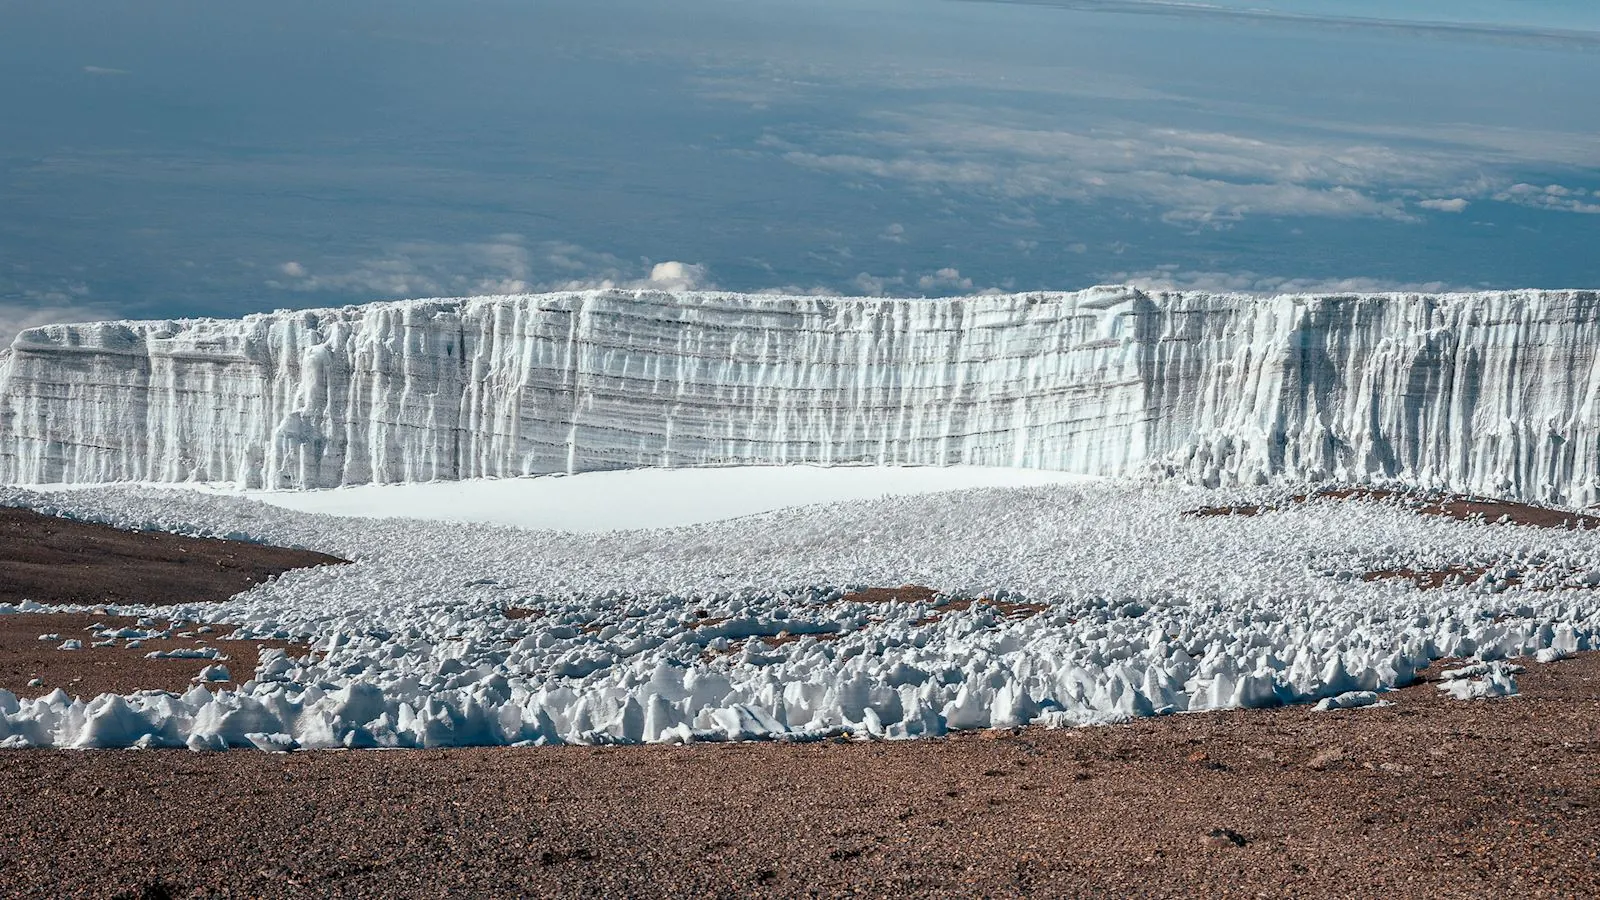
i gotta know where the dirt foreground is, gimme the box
[0,654,1595,899]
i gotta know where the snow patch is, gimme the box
[201,466,1097,532]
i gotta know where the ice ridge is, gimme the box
[2,286,1598,503]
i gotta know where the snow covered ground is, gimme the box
[203,465,1099,532]
[1,472,1595,751]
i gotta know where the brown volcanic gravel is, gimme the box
[0,506,346,607]
[0,654,1595,899]
[1187,487,1600,530]
[0,614,312,699]
[0,508,338,698]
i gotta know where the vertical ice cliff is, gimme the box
[1,286,1597,503]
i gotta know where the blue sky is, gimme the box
[1056,1,1600,32]
[1,0,1597,333]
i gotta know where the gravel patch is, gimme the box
[0,506,345,608]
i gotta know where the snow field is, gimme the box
[197,465,1099,532]
[0,478,1595,750]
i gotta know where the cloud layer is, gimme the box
[0,297,121,349]
[268,237,713,300]
[771,110,1455,227]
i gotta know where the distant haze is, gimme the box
[1,0,1598,329]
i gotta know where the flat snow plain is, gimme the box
[1,466,1595,751]
[212,465,1098,532]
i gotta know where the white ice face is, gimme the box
[0,476,1593,750]
[2,286,1598,504]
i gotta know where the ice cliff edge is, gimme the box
[1,286,1597,503]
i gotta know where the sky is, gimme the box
[1,0,1598,333]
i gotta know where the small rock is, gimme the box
[26,678,43,688]
[1202,828,1248,848]
[1306,747,1346,770]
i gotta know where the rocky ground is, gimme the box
[0,653,1593,899]
[0,613,309,698]
[0,506,337,699]
[0,506,343,607]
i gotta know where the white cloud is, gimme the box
[773,110,1430,226]
[1493,183,1600,214]
[1106,266,1459,295]
[645,261,710,291]
[690,13,1600,228]
[851,272,905,297]
[916,267,974,292]
[752,283,845,298]
[880,223,906,243]
[82,66,129,76]
[0,291,121,350]
[841,267,1013,298]
[266,237,714,300]
[769,101,1600,230]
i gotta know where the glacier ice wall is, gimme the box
[1,285,1598,503]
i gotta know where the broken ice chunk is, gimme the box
[1437,661,1521,700]
[1312,690,1386,712]
[244,732,295,753]
[146,647,226,660]
[194,664,231,683]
